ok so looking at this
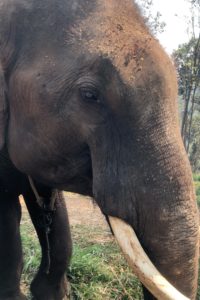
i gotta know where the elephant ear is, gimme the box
[0,63,8,149]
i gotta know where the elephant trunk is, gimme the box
[90,122,199,300]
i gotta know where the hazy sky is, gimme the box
[151,0,193,53]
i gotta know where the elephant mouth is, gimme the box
[108,216,190,300]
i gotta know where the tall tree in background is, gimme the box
[172,0,200,171]
[135,0,166,35]
[137,0,200,170]
[191,0,200,6]
[189,114,200,170]
[173,38,200,148]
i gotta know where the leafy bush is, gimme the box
[193,174,200,206]
[193,174,200,182]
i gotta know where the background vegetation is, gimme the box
[194,173,200,205]
[138,0,200,172]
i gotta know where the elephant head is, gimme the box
[0,0,199,299]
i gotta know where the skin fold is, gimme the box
[0,0,199,299]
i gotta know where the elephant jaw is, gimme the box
[109,217,190,300]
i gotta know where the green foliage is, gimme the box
[20,218,142,300]
[20,205,200,299]
[193,173,200,205]
[190,0,200,7]
[193,173,200,181]
[173,36,200,167]
[135,0,166,35]
[68,224,143,299]
[20,217,41,299]
[195,183,200,205]
[173,38,200,96]
[69,242,141,299]
[190,117,200,171]
[172,0,200,163]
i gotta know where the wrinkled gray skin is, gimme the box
[0,0,199,300]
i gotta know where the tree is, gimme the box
[135,0,166,35]
[189,114,200,171]
[172,0,200,170]
[173,37,200,152]
[191,0,200,6]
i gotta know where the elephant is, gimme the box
[0,0,199,299]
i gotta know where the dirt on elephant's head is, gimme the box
[67,0,175,88]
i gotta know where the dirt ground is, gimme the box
[65,192,108,229]
[65,192,113,244]
[21,192,109,229]
[21,192,112,240]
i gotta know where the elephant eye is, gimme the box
[80,87,100,104]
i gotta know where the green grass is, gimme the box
[193,174,200,182]
[20,213,41,299]
[20,213,142,300]
[20,201,200,299]
[68,225,142,299]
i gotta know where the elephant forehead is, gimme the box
[68,0,154,85]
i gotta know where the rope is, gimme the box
[28,176,55,274]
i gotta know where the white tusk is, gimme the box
[109,216,190,300]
